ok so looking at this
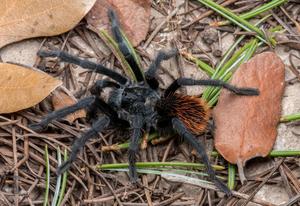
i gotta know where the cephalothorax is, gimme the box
[30,9,259,196]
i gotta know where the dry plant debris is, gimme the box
[0,63,61,113]
[214,52,285,166]
[86,0,151,46]
[51,89,86,123]
[0,0,96,48]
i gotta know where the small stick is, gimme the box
[143,7,180,49]
[240,159,284,206]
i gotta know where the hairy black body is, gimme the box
[30,9,259,196]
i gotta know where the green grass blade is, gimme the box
[51,147,62,206]
[216,0,287,26]
[120,30,144,78]
[203,39,258,104]
[43,145,50,206]
[182,52,215,76]
[211,150,300,157]
[57,149,68,206]
[280,113,300,122]
[102,168,226,180]
[227,164,236,189]
[197,0,269,44]
[97,29,137,81]
[97,161,225,170]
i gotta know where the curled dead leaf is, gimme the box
[213,52,285,166]
[86,0,151,46]
[0,63,62,114]
[52,89,86,123]
[0,0,96,48]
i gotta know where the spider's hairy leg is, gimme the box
[172,118,232,196]
[108,9,144,82]
[128,115,144,183]
[145,49,178,89]
[165,78,259,97]
[90,79,120,95]
[37,50,128,84]
[29,96,96,132]
[57,116,110,175]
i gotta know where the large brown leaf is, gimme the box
[0,0,96,49]
[86,0,151,46]
[0,63,62,114]
[213,52,285,166]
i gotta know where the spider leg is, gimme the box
[128,115,144,183]
[30,96,96,132]
[108,9,144,82]
[172,118,232,196]
[90,97,129,127]
[165,78,259,97]
[90,79,120,95]
[57,116,110,175]
[145,50,178,89]
[37,50,128,84]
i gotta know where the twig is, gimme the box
[240,159,284,206]
[163,173,277,206]
[12,117,19,206]
[281,194,300,206]
[181,0,239,29]
[143,7,180,49]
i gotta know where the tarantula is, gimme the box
[30,9,259,196]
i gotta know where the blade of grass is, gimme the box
[204,39,259,104]
[57,149,68,206]
[202,39,254,101]
[280,113,300,122]
[106,168,227,180]
[98,30,136,80]
[97,161,225,170]
[214,0,287,26]
[211,150,300,157]
[202,16,272,103]
[227,164,236,189]
[120,30,144,79]
[88,25,140,81]
[43,145,50,206]
[181,51,215,76]
[51,147,62,206]
[193,15,271,82]
[196,0,270,44]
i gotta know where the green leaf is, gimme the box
[197,0,271,45]
[43,145,50,206]
[51,147,62,206]
[97,161,225,171]
[57,149,68,206]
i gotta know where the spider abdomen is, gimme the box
[157,94,211,135]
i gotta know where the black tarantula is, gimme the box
[30,9,259,196]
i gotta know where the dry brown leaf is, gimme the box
[213,52,285,166]
[86,0,151,46]
[52,90,86,123]
[0,63,62,114]
[0,0,96,49]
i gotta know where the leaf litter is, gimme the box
[214,52,285,183]
[0,63,61,114]
[0,0,299,205]
[86,0,151,46]
[0,0,96,49]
